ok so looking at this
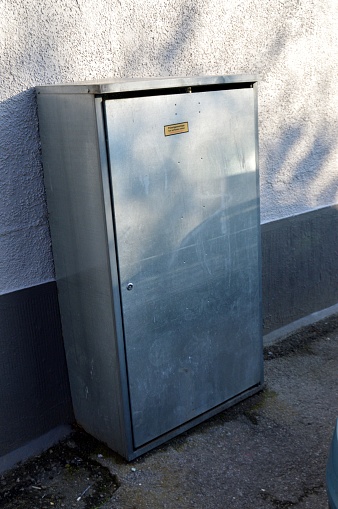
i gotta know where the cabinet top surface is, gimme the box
[36,74,258,95]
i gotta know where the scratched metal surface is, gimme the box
[105,89,262,448]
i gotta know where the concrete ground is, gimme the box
[1,316,338,509]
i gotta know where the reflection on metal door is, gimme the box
[105,89,261,448]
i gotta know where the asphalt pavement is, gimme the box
[1,315,338,509]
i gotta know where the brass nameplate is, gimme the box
[164,122,189,136]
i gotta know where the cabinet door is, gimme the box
[105,88,262,448]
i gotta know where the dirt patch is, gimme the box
[0,430,119,509]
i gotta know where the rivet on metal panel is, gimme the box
[126,283,133,291]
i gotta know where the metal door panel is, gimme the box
[105,89,261,447]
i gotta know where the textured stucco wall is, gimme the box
[1,0,338,293]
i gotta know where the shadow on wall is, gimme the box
[120,1,201,77]
[0,89,54,293]
[262,122,337,220]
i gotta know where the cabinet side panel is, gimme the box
[37,93,130,456]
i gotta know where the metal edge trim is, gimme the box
[94,97,134,458]
[36,74,259,95]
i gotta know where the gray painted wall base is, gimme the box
[0,282,73,459]
[262,205,338,334]
[0,425,71,475]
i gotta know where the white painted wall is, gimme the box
[1,0,337,293]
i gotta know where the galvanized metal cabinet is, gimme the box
[37,75,263,460]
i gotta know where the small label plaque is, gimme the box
[164,122,189,136]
